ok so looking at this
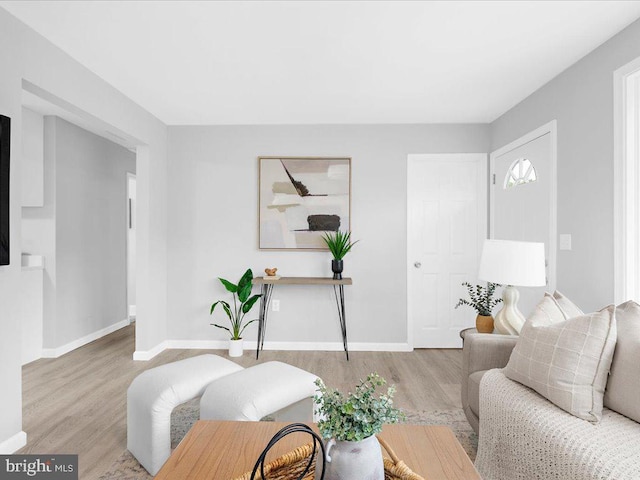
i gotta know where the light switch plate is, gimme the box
[559,234,572,251]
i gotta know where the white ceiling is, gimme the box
[3,1,640,125]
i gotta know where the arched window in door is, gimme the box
[504,158,537,189]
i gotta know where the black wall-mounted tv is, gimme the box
[0,115,10,266]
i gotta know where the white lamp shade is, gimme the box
[478,239,546,287]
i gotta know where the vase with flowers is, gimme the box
[313,373,404,480]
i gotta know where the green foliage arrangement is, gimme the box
[455,281,502,316]
[321,230,359,260]
[210,268,262,340]
[314,373,404,442]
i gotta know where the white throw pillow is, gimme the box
[527,292,567,326]
[504,305,617,422]
[553,290,584,319]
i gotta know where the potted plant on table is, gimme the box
[210,268,261,357]
[455,281,502,333]
[313,373,404,480]
[322,230,359,279]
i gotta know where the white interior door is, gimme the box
[408,154,487,348]
[490,123,556,318]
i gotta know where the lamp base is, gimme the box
[494,285,526,335]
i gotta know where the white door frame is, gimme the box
[613,56,640,303]
[489,120,558,292]
[406,153,488,349]
[126,172,136,320]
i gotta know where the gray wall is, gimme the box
[54,117,135,346]
[22,117,135,349]
[167,124,489,345]
[490,18,640,312]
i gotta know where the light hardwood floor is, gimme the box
[19,324,463,479]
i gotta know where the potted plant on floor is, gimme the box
[313,373,404,480]
[322,230,359,279]
[210,268,261,357]
[455,281,502,333]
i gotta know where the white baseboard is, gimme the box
[42,318,130,358]
[166,339,412,352]
[0,431,27,454]
[132,339,411,361]
[133,341,168,361]
[167,339,228,350]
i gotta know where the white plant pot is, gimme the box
[229,338,243,357]
[315,435,384,480]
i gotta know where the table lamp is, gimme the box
[478,239,546,334]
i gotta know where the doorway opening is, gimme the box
[19,80,143,361]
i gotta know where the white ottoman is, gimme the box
[127,354,243,475]
[200,361,319,422]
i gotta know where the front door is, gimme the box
[408,154,487,348]
[490,123,556,318]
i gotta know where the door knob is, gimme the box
[414,262,422,268]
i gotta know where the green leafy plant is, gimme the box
[321,230,359,260]
[210,268,262,340]
[314,373,404,442]
[455,282,502,316]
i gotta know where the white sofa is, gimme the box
[462,299,640,479]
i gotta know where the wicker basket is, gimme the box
[232,436,425,480]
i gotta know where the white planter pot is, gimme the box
[315,435,384,480]
[229,338,243,357]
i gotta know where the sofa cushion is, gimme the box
[553,290,584,318]
[468,370,486,417]
[504,305,617,422]
[604,300,640,422]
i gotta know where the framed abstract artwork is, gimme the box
[258,156,351,250]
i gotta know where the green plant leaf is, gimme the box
[221,301,233,320]
[242,294,262,313]
[237,269,254,302]
[237,268,253,291]
[219,278,237,293]
[322,231,358,260]
[210,300,232,317]
[211,323,231,334]
[238,319,258,336]
[238,281,252,303]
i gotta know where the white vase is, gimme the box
[229,338,243,357]
[315,435,384,480]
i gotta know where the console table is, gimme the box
[253,277,353,360]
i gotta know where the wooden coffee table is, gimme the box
[155,420,481,479]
